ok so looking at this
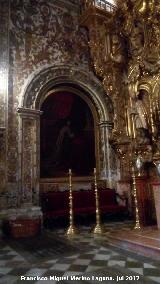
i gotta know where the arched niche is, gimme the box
[17,65,113,204]
[137,79,160,137]
[135,82,152,136]
[40,87,97,179]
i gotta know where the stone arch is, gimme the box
[21,65,113,122]
[17,65,114,205]
[138,81,152,95]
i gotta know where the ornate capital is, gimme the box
[17,108,43,119]
[98,121,113,130]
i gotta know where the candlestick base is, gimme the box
[133,222,141,230]
[66,225,78,237]
[92,223,104,234]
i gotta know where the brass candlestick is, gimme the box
[66,169,78,236]
[129,112,141,230]
[132,166,141,230]
[93,168,103,234]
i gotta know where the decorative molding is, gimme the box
[21,64,113,122]
[17,108,43,119]
[98,121,114,130]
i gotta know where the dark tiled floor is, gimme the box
[0,221,160,284]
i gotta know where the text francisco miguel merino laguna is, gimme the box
[21,275,140,281]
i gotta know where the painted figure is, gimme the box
[53,120,74,168]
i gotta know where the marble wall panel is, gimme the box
[0,0,117,209]
[10,0,89,94]
[5,0,90,206]
[0,0,9,202]
[0,0,8,127]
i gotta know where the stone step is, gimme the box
[107,229,160,261]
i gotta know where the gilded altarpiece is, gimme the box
[81,0,160,225]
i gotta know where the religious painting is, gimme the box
[40,91,95,178]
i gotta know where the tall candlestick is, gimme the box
[93,168,104,234]
[132,166,141,230]
[66,169,78,236]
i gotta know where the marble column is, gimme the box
[0,0,9,199]
[17,108,42,206]
[0,127,7,211]
[98,121,113,188]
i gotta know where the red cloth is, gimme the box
[41,189,126,219]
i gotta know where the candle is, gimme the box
[69,169,72,188]
[94,168,96,174]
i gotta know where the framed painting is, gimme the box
[40,90,96,178]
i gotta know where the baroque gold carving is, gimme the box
[82,0,160,181]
